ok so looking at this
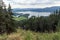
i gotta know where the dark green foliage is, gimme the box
[19,9,60,32]
[0,4,16,34]
[5,4,16,34]
[57,21,60,31]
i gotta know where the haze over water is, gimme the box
[15,11,51,18]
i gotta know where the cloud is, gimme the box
[3,0,60,8]
[4,0,50,4]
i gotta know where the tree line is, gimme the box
[19,9,60,32]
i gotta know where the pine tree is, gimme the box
[0,4,16,34]
[5,4,16,34]
[0,6,7,34]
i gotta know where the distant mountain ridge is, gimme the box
[12,6,60,13]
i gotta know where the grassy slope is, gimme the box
[13,16,27,21]
[0,29,60,40]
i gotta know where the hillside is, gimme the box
[13,16,27,21]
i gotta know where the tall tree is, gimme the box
[5,4,16,34]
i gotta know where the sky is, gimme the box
[3,0,60,8]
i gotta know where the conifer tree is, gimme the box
[5,4,16,34]
[0,4,16,34]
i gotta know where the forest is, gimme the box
[18,10,60,33]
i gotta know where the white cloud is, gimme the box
[3,0,60,8]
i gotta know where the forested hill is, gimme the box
[12,6,60,12]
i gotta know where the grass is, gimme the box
[0,29,60,40]
[13,16,27,21]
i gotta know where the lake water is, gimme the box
[15,11,51,18]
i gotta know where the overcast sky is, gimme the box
[3,0,60,8]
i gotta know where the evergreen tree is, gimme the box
[0,4,16,34]
[5,4,16,34]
